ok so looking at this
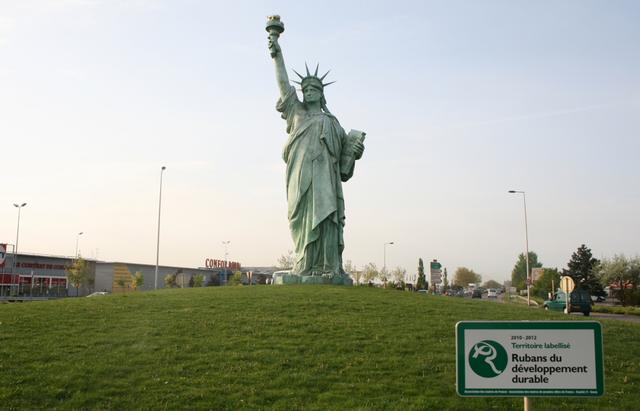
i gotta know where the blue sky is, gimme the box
[1,0,639,282]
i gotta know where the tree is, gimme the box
[229,271,243,286]
[379,267,389,286]
[174,269,186,288]
[566,244,603,296]
[416,258,427,290]
[66,257,90,297]
[86,276,95,293]
[193,274,205,287]
[116,277,126,291]
[276,250,295,270]
[164,274,176,288]
[344,260,361,285]
[130,271,144,290]
[362,263,379,284]
[443,268,449,291]
[343,260,355,274]
[511,252,543,291]
[597,255,640,306]
[531,268,561,299]
[176,272,189,288]
[453,267,481,287]
[482,279,502,290]
[391,266,406,285]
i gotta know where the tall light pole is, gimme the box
[509,190,530,306]
[383,241,394,275]
[154,166,166,290]
[222,240,230,284]
[13,203,27,295]
[75,232,84,258]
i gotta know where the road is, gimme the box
[477,294,640,324]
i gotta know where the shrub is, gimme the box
[130,271,144,290]
[229,271,243,286]
[193,274,205,287]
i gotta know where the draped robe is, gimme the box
[276,86,356,276]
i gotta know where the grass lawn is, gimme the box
[1,286,639,410]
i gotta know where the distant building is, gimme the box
[1,250,271,299]
[1,252,79,298]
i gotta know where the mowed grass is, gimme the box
[1,286,639,410]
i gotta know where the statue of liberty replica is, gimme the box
[267,16,365,285]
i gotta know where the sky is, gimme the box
[1,0,639,283]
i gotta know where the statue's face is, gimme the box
[303,85,322,103]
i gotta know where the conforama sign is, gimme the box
[204,258,241,270]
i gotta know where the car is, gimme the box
[487,289,497,298]
[471,289,482,298]
[86,291,109,297]
[543,288,591,316]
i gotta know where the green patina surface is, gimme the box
[267,15,364,280]
[275,273,354,286]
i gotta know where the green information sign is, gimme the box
[456,321,604,397]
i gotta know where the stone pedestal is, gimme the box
[273,272,353,286]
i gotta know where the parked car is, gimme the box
[487,289,498,298]
[86,292,109,298]
[543,288,591,316]
[472,289,482,298]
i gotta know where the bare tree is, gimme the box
[344,260,361,285]
[362,263,379,285]
[130,271,144,290]
[66,257,90,297]
[276,250,295,269]
[391,266,406,284]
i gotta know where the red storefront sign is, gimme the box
[16,262,67,270]
[204,258,241,270]
[0,273,67,287]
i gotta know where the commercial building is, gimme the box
[0,247,276,299]
[0,252,77,298]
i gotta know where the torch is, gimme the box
[266,15,285,58]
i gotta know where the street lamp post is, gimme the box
[383,241,394,276]
[13,203,27,296]
[509,190,530,307]
[75,232,84,258]
[222,241,230,284]
[155,166,166,290]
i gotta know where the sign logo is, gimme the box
[468,340,508,378]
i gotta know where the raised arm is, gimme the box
[266,16,290,98]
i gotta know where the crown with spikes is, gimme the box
[292,63,335,91]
